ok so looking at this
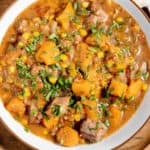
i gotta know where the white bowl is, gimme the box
[0,0,150,150]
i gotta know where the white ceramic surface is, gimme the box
[0,0,150,150]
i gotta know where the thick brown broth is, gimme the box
[0,0,150,147]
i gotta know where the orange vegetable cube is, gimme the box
[109,79,127,97]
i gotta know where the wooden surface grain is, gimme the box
[0,0,150,150]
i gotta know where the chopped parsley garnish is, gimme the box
[25,33,43,53]
[52,104,63,116]
[128,96,135,102]
[81,96,86,101]
[108,20,123,35]
[88,122,100,131]
[103,120,110,127]
[30,109,37,117]
[48,33,59,42]
[24,127,29,133]
[142,72,149,80]
[89,95,96,101]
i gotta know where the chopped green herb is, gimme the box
[81,96,86,101]
[48,33,59,42]
[88,47,97,52]
[142,72,149,80]
[30,109,37,117]
[88,122,100,131]
[52,104,63,116]
[73,2,78,10]
[103,120,110,127]
[24,127,29,133]
[108,20,123,35]
[89,95,96,101]
[128,96,135,102]
[74,103,83,113]
[135,71,142,78]
[40,108,49,120]
[25,33,43,53]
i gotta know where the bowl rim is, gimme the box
[0,0,150,150]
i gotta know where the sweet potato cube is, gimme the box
[35,41,60,65]
[6,97,25,117]
[57,2,75,30]
[126,79,143,99]
[43,117,59,130]
[72,80,91,97]
[109,105,122,126]
[109,79,127,97]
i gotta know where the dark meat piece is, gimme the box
[80,118,107,142]
[46,97,70,116]
[28,101,43,124]
[16,19,30,33]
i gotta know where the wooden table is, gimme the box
[0,0,150,150]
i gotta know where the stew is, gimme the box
[0,0,150,147]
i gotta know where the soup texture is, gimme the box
[0,0,150,147]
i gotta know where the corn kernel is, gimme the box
[60,54,68,61]
[18,42,24,48]
[24,88,31,97]
[43,129,49,135]
[61,63,68,69]
[48,76,57,84]
[0,76,3,83]
[34,17,41,23]
[75,24,82,30]
[133,24,140,31]
[107,60,114,68]
[142,83,148,91]
[101,80,107,87]
[74,114,81,121]
[61,33,67,38]
[21,55,27,62]
[18,96,24,100]
[33,31,40,37]
[21,119,28,126]
[22,32,31,40]
[8,66,16,74]
[116,17,123,23]
[128,57,134,64]
[91,90,96,95]
[98,51,104,58]
[82,2,89,8]
[79,29,87,37]
[69,64,77,77]
[49,15,54,21]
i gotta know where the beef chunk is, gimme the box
[46,97,70,116]
[80,118,107,142]
[28,101,43,124]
